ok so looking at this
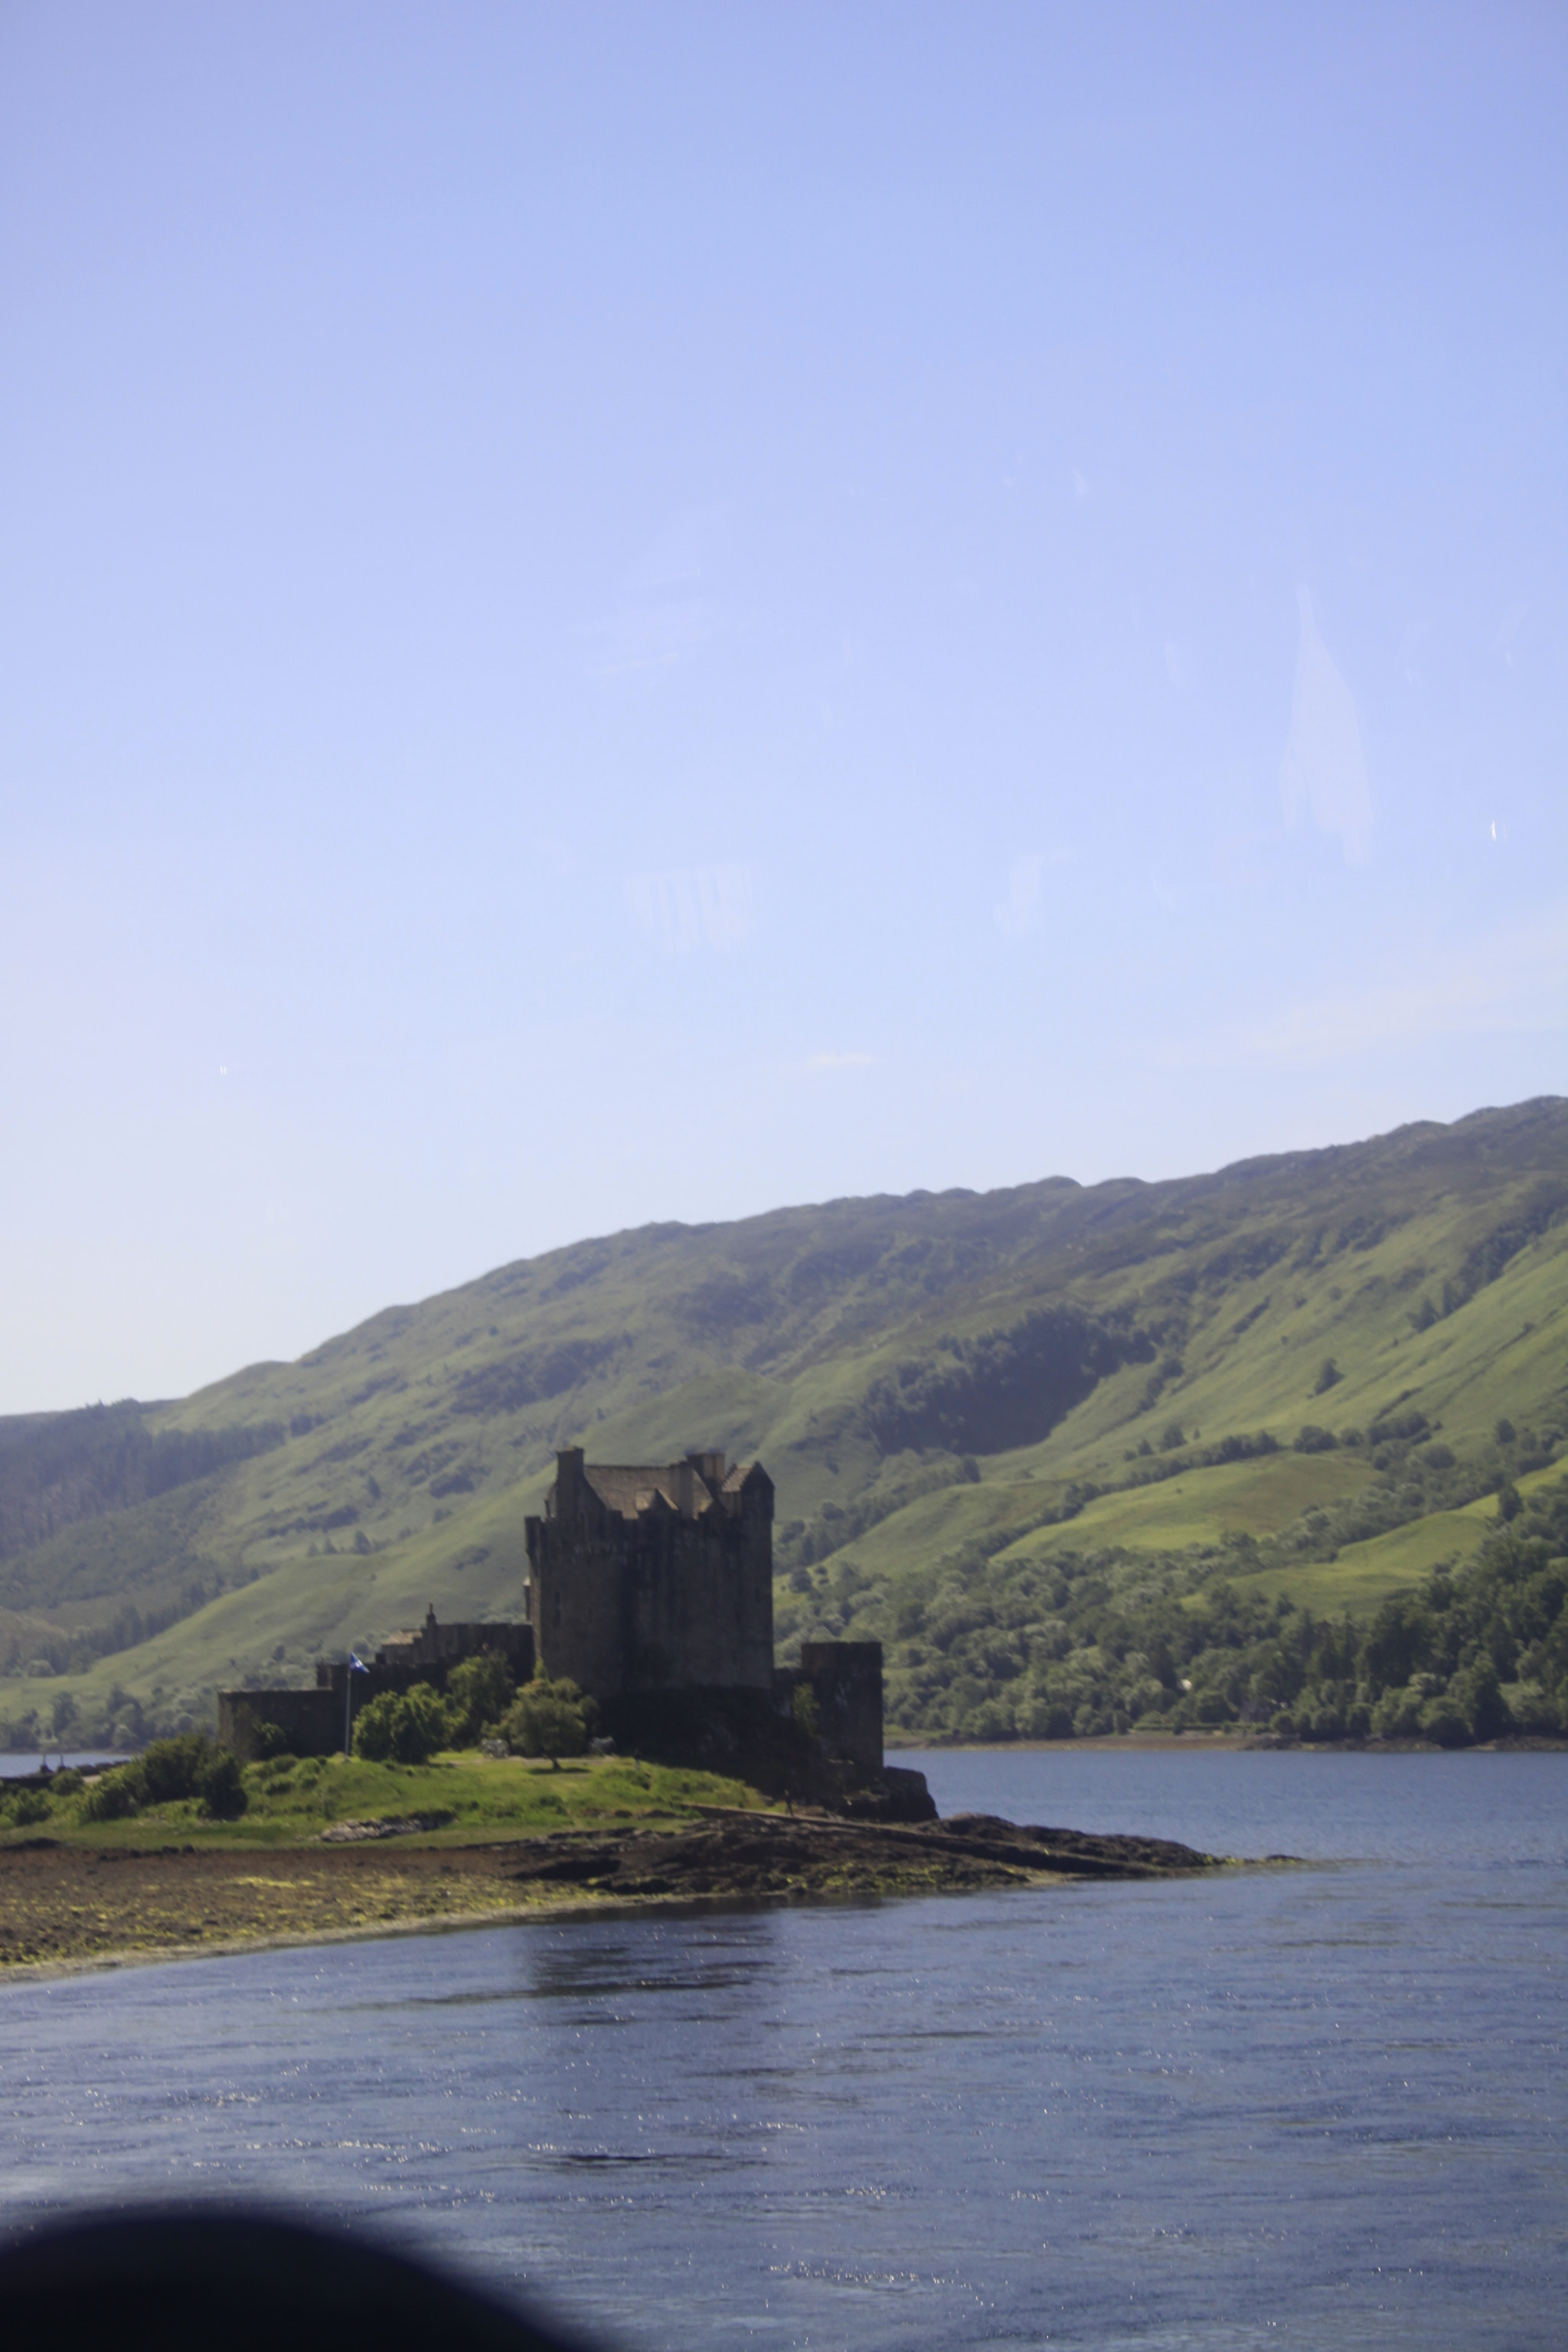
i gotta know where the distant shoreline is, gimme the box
[885,1733,1568,1754]
[8,1733,1561,1764]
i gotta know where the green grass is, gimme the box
[1215,1457,1567,1617]
[998,1451,1374,1560]
[0,1750,770,1853]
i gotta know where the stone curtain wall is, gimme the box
[218,1616,534,1760]
[795,1643,885,1773]
[218,1686,339,1761]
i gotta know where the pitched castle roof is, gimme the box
[583,1464,681,1516]
[562,1455,766,1521]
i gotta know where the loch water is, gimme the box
[2,1750,1563,2349]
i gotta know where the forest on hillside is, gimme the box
[779,1419,1568,1747]
[879,1480,1568,1749]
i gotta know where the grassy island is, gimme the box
[0,1746,1220,1975]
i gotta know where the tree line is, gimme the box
[789,1466,1568,1748]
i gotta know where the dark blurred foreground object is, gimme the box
[0,2206,592,2352]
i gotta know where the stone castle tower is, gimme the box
[524,1446,774,1698]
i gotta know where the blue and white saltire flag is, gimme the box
[342,1650,371,1755]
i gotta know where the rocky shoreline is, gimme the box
[0,1807,1226,1977]
[503,1807,1221,1897]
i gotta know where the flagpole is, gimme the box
[344,1651,370,1756]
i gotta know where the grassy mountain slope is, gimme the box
[2,1098,1565,1749]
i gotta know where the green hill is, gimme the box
[2,1097,1566,1752]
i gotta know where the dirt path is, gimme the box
[0,1810,1220,1976]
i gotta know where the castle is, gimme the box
[220,1446,893,1789]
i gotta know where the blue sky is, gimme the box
[2,2,1563,1413]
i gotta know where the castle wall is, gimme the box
[781,1641,884,1774]
[374,1615,534,1678]
[219,1617,533,1761]
[527,1517,626,1696]
[218,1686,340,1762]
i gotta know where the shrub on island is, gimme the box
[498,1674,599,1764]
[1,1787,52,1827]
[80,1767,141,1821]
[351,1684,451,1766]
[443,1650,516,1746]
[78,1735,248,1821]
